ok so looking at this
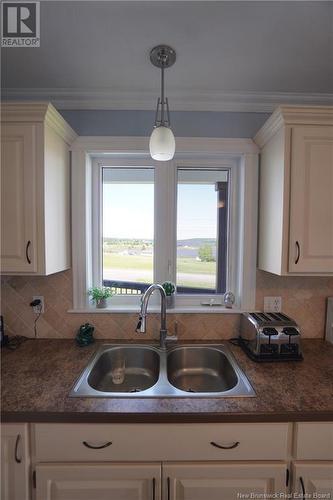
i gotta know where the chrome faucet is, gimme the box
[136,284,177,349]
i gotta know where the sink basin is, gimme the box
[70,343,255,398]
[167,347,238,393]
[87,346,159,393]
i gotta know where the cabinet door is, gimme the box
[36,463,161,500]
[1,123,38,272]
[163,462,287,500]
[289,126,333,273]
[1,423,30,500]
[292,462,333,496]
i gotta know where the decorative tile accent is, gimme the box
[1,270,332,340]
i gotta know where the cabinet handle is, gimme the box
[295,241,300,264]
[14,434,22,463]
[210,440,240,449]
[82,440,112,449]
[299,477,306,498]
[167,477,171,500]
[25,241,31,264]
[152,477,156,500]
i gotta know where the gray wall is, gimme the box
[59,110,270,137]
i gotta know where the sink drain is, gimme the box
[128,388,142,393]
[187,388,196,393]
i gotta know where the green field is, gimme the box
[103,253,215,275]
[103,238,217,288]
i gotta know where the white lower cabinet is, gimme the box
[292,462,333,496]
[163,462,287,500]
[34,461,287,500]
[2,421,333,499]
[1,424,30,500]
[35,463,161,500]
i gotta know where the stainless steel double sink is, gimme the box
[70,344,255,398]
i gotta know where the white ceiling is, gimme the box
[2,1,333,111]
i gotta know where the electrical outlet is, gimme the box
[264,296,282,313]
[32,296,44,314]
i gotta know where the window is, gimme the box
[176,169,229,294]
[98,164,230,298]
[71,137,258,312]
[102,168,154,295]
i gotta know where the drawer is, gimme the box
[294,422,333,460]
[34,423,290,462]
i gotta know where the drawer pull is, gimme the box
[82,441,112,449]
[300,476,306,498]
[167,477,171,500]
[210,440,239,450]
[295,241,300,264]
[152,477,156,500]
[26,240,32,264]
[14,434,22,463]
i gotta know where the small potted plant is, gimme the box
[162,281,176,309]
[88,286,113,309]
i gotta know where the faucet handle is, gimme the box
[166,333,178,342]
[169,321,178,339]
[165,321,178,343]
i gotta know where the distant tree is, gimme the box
[198,245,215,262]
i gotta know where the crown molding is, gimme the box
[1,101,77,144]
[44,102,78,144]
[71,136,259,154]
[254,105,333,147]
[2,88,333,113]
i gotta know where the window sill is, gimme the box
[67,305,243,314]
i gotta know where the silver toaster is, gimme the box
[239,311,302,361]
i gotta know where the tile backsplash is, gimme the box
[1,270,332,340]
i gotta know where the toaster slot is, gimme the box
[249,313,262,322]
[262,327,278,336]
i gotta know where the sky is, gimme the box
[103,183,218,241]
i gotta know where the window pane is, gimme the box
[102,168,154,295]
[176,169,229,294]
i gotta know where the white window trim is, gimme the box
[70,137,259,313]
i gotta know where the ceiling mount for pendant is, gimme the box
[150,45,176,69]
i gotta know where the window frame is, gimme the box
[70,137,258,313]
[92,158,236,307]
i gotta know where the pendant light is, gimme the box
[149,45,176,161]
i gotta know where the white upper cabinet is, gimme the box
[1,123,38,273]
[1,102,77,275]
[289,125,333,273]
[255,106,333,276]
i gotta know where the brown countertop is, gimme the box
[1,339,333,423]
